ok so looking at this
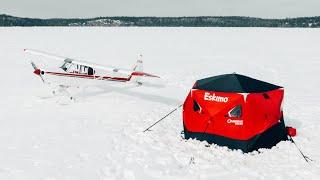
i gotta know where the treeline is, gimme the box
[1,14,319,27]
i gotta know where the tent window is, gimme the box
[228,105,242,118]
[193,100,200,112]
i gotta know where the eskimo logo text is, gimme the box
[204,92,228,103]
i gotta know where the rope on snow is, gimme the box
[143,104,183,132]
[288,135,313,163]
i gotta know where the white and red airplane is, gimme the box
[25,49,160,99]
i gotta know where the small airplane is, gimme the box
[25,49,160,99]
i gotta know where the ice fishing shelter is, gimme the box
[183,73,288,152]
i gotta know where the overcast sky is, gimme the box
[1,0,319,18]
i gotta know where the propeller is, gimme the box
[30,61,45,83]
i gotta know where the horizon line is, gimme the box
[2,13,320,20]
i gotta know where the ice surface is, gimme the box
[0,27,319,179]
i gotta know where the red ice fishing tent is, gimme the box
[183,73,290,152]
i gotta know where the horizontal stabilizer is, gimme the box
[131,71,160,78]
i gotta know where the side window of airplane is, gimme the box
[88,67,94,75]
[76,65,83,74]
[67,63,76,73]
[83,66,87,74]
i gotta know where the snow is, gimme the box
[0,27,320,179]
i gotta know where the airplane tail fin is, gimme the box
[130,54,159,84]
[131,55,143,84]
[132,54,143,72]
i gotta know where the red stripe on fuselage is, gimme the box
[44,71,131,82]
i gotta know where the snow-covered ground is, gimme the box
[0,27,320,180]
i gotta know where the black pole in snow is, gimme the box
[288,135,313,163]
[143,104,183,132]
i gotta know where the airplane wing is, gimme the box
[24,49,132,75]
[24,49,66,61]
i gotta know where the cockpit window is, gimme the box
[60,62,72,72]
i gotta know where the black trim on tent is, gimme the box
[184,116,288,153]
[193,73,282,93]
